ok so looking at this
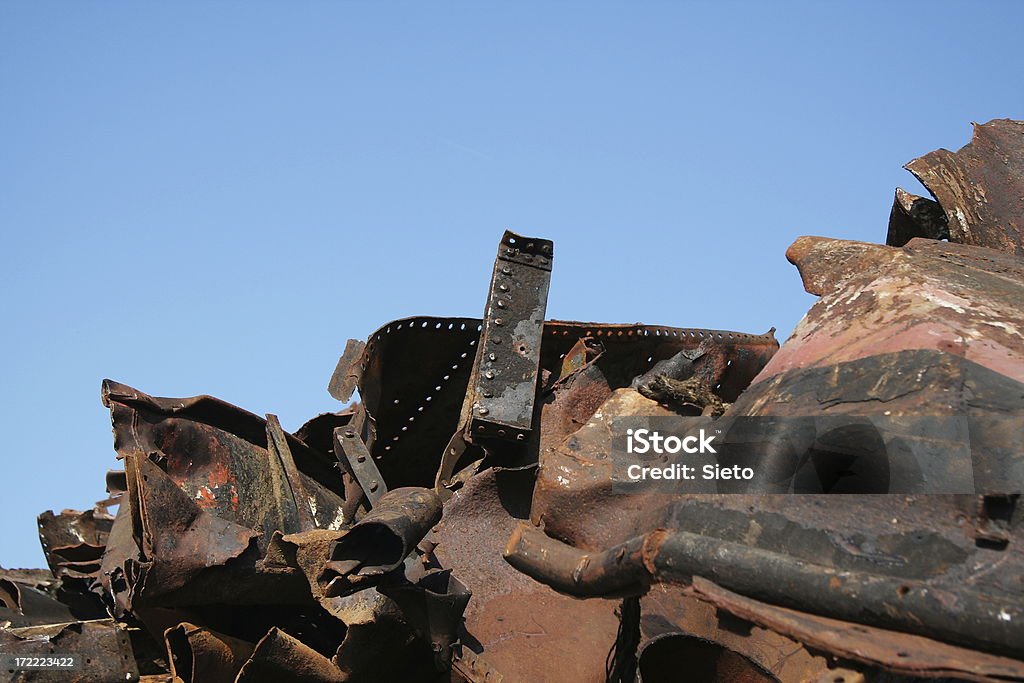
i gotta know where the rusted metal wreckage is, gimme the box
[2,119,1023,682]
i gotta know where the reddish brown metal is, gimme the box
[759,236,1024,385]
[164,622,255,683]
[905,118,1024,256]
[235,628,347,682]
[686,577,1024,683]
[431,467,622,682]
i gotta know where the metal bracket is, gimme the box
[465,230,553,444]
[451,643,505,682]
[334,426,387,506]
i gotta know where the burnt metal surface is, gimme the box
[464,230,553,444]
[4,119,1024,682]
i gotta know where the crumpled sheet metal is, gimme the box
[257,487,468,680]
[102,380,348,538]
[36,508,112,584]
[0,618,139,682]
[905,118,1024,256]
[164,622,255,683]
[322,487,442,597]
[757,236,1024,385]
[0,572,75,628]
[431,466,622,682]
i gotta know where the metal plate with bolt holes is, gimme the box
[467,230,552,443]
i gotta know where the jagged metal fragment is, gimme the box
[886,187,949,246]
[905,118,1024,256]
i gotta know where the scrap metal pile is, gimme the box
[2,119,1023,682]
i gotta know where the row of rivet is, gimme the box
[543,326,767,342]
[476,258,520,416]
[378,337,478,455]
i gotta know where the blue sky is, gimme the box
[2,2,1021,567]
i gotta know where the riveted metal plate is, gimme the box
[466,231,553,443]
[334,426,388,506]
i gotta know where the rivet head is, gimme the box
[482,390,493,398]
[492,338,502,344]
[499,284,509,292]
[522,253,533,260]
[478,407,489,416]
[484,370,495,379]
[369,480,379,492]
[344,430,355,438]
[501,266,512,275]
[488,352,497,361]
[495,318,504,326]
[496,300,506,308]
[517,433,526,441]
[357,454,366,462]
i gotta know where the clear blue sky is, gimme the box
[2,2,1021,567]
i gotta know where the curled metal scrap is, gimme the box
[904,118,1024,256]
[3,124,1024,682]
